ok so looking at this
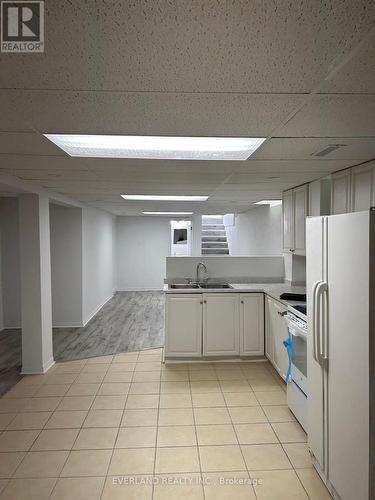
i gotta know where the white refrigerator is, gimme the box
[306,209,374,500]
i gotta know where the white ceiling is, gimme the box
[0,1,374,215]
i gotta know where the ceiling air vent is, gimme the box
[311,144,347,157]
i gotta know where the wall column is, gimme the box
[19,193,54,373]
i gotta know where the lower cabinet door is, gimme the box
[165,294,202,357]
[203,293,240,356]
[240,293,264,356]
[265,296,275,363]
[267,296,289,379]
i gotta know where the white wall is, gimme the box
[50,204,83,326]
[284,253,306,285]
[0,200,115,328]
[0,197,21,328]
[191,214,202,257]
[116,216,170,290]
[225,205,282,256]
[166,256,284,282]
[82,207,115,324]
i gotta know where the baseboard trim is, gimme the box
[117,288,163,292]
[82,294,114,327]
[4,323,84,329]
[53,323,84,328]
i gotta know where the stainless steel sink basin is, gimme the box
[199,283,232,289]
[170,284,200,289]
[170,282,232,290]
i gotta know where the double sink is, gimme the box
[170,282,232,290]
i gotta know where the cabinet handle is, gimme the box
[204,300,207,304]
[200,301,203,305]
[241,300,244,304]
[278,311,287,317]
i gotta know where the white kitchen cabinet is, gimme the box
[351,162,375,212]
[265,296,275,362]
[166,292,264,359]
[283,184,309,255]
[293,184,309,254]
[282,189,293,253]
[240,293,264,356]
[265,296,289,380]
[308,178,331,216]
[331,168,352,214]
[165,294,202,357]
[203,293,239,356]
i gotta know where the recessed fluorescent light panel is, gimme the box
[44,135,266,160]
[142,212,193,215]
[121,195,208,201]
[254,199,282,207]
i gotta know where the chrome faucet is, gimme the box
[196,262,208,284]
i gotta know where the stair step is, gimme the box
[202,230,226,236]
[202,242,229,248]
[201,215,229,255]
[202,217,223,224]
[202,224,225,230]
[202,248,229,255]
[202,238,227,243]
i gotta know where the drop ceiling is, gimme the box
[0,1,374,215]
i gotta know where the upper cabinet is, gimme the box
[331,168,352,214]
[351,163,375,212]
[331,161,375,214]
[309,178,331,216]
[282,184,308,255]
[282,190,293,253]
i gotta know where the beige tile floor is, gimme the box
[0,348,331,499]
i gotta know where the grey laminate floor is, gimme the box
[0,291,165,395]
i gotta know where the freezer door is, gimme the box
[306,216,325,470]
[327,211,369,500]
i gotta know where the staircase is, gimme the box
[201,215,229,255]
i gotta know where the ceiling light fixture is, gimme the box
[254,199,282,207]
[142,211,193,215]
[121,195,208,201]
[43,134,266,160]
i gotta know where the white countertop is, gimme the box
[164,282,306,308]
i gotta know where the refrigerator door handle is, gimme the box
[319,282,329,366]
[312,280,322,363]
[315,281,328,368]
[316,281,323,366]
